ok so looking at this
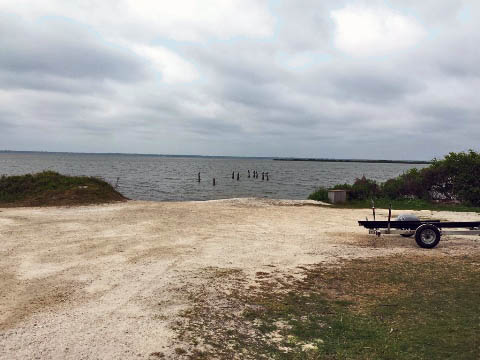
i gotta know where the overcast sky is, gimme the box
[0,1,479,159]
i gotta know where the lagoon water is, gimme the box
[0,152,427,201]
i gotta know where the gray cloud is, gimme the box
[187,40,284,85]
[0,14,148,84]
[0,2,479,160]
[185,118,244,136]
[325,69,425,103]
[0,114,17,132]
[0,70,115,94]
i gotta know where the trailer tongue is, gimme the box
[358,218,480,249]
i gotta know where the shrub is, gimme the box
[326,177,379,201]
[308,187,329,202]
[387,168,429,200]
[422,164,454,200]
[307,150,480,206]
[382,177,403,199]
[430,150,480,205]
[350,176,379,200]
[332,183,353,191]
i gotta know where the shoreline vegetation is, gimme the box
[0,171,127,207]
[309,150,480,212]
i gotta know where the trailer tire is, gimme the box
[415,224,440,249]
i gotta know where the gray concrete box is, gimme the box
[328,189,347,204]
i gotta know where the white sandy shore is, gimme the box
[0,198,479,359]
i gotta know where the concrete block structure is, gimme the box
[328,189,347,204]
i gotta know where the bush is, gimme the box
[429,150,480,205]
[382,177,403,199]
[422,164,454,201]
[307,150,480,206]
[332,183,353,191]
[383,168,429,200]
[350,176,379,200]
[330,177,378,201]
[308,187,329,202]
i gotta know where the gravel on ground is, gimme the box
[0,198,478,359]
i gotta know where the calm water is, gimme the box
[0,153,427,201]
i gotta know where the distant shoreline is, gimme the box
[0,150,270,160]
[0,150,431,163]
[273,158,431,165]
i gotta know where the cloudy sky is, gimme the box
[0,0,479,159]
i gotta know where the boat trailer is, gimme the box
[358,205,480,248]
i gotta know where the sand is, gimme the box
[0,198,479,359]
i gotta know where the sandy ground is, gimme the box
[0,198,479,359]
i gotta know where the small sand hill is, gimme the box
[0,171,127,207]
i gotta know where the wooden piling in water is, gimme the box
[262,172,264,181]
[248,170,250,178]
[213,178,216,186]
[266,172,269,181]
[232,171,234,179]
[198,172,201,182]
[237,172,240,181]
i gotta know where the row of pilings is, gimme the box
[197,170,270,186]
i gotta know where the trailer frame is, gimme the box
[358,217,480,248]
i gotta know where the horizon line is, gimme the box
[0,150,432,163]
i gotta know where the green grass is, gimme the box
[0,171,126,207]
[246,256,480,359]
[333,197,480,213]
[177,255,480,359]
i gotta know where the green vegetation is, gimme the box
[177,254,480,359]
[308,187,329,202]
[0,171,127,207]
[309,150,480,210]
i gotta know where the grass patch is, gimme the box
[333,197,480,213]
[176,255,480,359]
[0,171,127,207]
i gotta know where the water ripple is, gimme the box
[0,153,427,201]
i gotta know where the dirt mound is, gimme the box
[0,171,127,207]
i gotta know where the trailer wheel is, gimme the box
[415,224,440,249]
